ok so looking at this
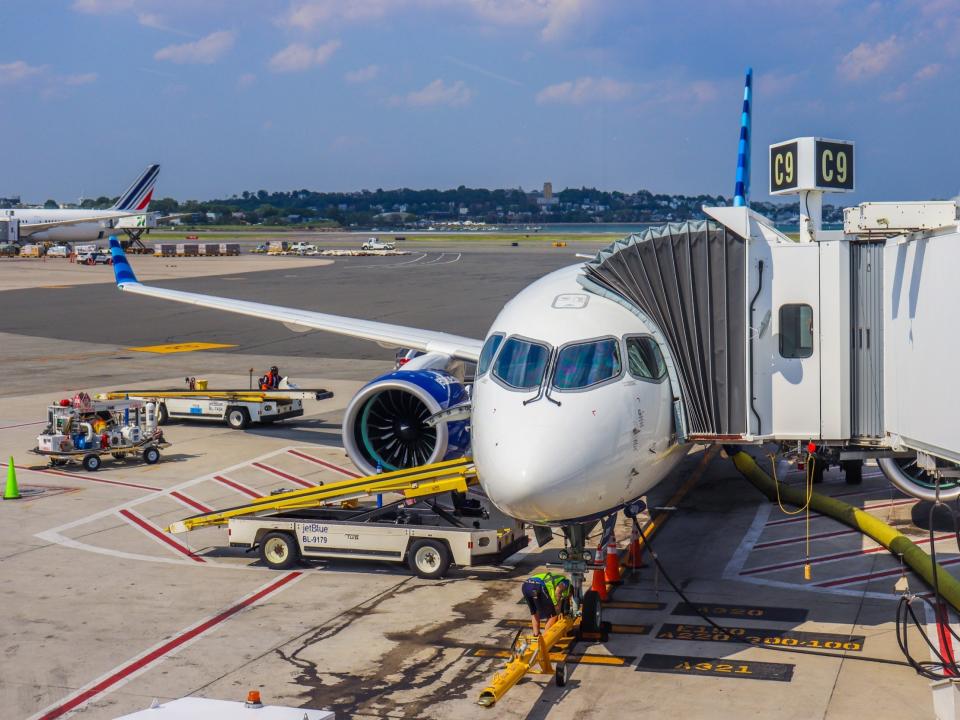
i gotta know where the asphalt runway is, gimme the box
[0,249,581,360]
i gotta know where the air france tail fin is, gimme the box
[111,164,160,211]
[733,68,752,208]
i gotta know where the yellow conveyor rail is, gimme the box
[166,457,477,534]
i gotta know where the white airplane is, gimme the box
[105,72,755,626]
[4,164,160,242]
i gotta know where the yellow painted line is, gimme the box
[127,342,237,354]
[40,285,73,289]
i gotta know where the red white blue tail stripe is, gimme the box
[111,164,160,211]
[733,68,752,208]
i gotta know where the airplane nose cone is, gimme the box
[473,417,610,524]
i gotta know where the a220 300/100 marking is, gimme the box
[656,623,864,651]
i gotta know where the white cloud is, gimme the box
[915,62,943,80]
[283,0,393,29]
[466,0,592,41]
[154,30,235,65]
[345,64,379,83]
[237,72,256,88]
[268,40,341,73]
[0,60,45,84]
[393,78,473,107]
[838,35,901,81]
[71,0,134,13]
[536,76,632,104]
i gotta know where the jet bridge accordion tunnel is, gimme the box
[579,220,748,440]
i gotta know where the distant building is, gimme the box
[537,180,558,209]
[0,196,20,207]
[543,182,553,200]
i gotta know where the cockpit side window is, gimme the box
[477,333,505,377]
[625,336,667,382]
[492,337,551,390]
[553,338,622,391]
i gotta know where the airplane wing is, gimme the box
[107,236,484,361]
[18,213,139,237]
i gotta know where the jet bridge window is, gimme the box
[477,333,505,376]
[625,336,667,381]
[779,304,814,358]
[553,338,622,390]
[492,337,551,390]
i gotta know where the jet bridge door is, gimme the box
[850,241,884,440]
[770,243,821,439]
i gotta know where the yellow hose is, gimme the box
[730,450,960,613]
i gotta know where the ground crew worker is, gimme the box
[259,366,281,390]
[521,571,571,636]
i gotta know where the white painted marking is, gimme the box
[722,503,772,580]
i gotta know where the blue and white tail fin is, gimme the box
[733,68,752,208]
[108,235,139,286]
[111,164,160,211]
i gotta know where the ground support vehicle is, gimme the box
[167,457,528,577]
[361,237,395,250]
[97,387,333,429]
[31,394,169,471]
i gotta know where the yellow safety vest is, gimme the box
[530,572,569,607]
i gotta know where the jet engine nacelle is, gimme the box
[343,368,470,476]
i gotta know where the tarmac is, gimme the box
[0,243,952,719]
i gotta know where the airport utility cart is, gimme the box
[31,393,170,471]
[98,381,333,430]
[167,457,528,578]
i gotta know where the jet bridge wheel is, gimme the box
[407,538,451,579]
[259,532,300,570]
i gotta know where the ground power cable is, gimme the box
[893,481,960,679]
[630,516,912,669]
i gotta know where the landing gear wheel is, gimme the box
[156,403,169,426]
[259,532,300,570]
[226,407,250,430]
[407,539,451,579]
[142,446,160,465]
[580,590,602,634]
[82,454,101,472]
[842,460,863,485]
[555,661,568,687]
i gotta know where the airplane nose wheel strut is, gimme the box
[559,522,602,634]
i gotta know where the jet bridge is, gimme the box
[578,202,960,498]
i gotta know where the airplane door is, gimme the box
[770,243,821,439]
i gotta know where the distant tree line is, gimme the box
[65,186,847,227]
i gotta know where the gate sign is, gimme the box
[769,137,854,195]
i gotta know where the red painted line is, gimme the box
[251,461,314,488]
[212,474,262,499]
[743,533,955,576]
[828,484,891,499]
[118,509,205,563]
[32,571,302,720]
[816,556,960,589]
[0,420,46,430]
[765,497,916,527]
[169,491,212,514]
[754,528,859,550]
[288,448,360,477]
[937,601,957,676]
[15,464,161,492]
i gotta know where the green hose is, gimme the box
[730,450,960,614]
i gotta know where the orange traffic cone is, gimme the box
[590,544,609,600]
[627,524,645,571]
[604,537,622,584]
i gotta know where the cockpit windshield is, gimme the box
[477,333,505,376]
[492,337,551,390]
[553,338,622,390]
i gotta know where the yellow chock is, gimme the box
[5,456,21,500]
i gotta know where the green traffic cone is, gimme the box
[5,456,20,499]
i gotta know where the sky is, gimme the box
[0,0,958,203]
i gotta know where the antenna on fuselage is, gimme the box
[733,67,752,207]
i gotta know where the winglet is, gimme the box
[109,235,140,286]
[733,67,752,208]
